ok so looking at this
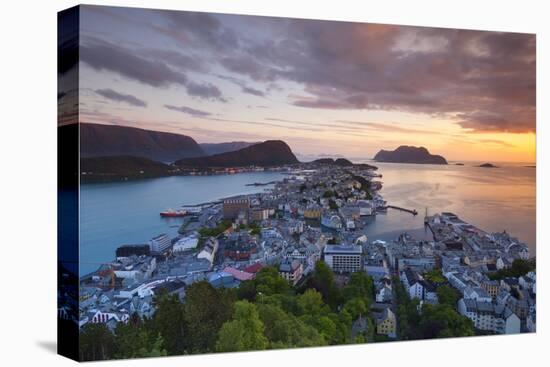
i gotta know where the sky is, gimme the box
[58,5,536,163]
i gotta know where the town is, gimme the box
[64,163,536,358]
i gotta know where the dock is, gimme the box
[245,181,277,187]
[384,205,418,215]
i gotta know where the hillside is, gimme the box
[80,123,205,163]
[200,141,259,155]
[80,155,174,183]
[311,157,354,166]
[374,146,447,164]
[175,140,299,168]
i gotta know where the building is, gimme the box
[400,268,438,303]
[304,206,322,219]
[251,208,270,222]
[279,260,303,285]
[376,284,393,303]
[149,234,172,254]
[464,286,492,303]
[224,234,258,261]
[116,244,150,259]
[197,237,218,264]
[481,279,500,299]
[223,266,255,282]
[375,308,396,338]
[321,214,343,230]
[208,271,236,288]
[458,298,520,334]
[173,234,199,252]
[223,197,250,219]
[323,245,363,273]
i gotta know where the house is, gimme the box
[208,271,237,288]
[463,286,492,303]
[422,280,439,304]
[197,237,218,264]
[376,284,392,303]
[87,310,129,327]
[458,298,520,334]
[480,279,500,299]
[279,260,303,286]
[374,308,396,338]
[173,233,199,252]
[365,265,390,281]
[251,208,270,222]
[400,268,437,303]
[223,266,255,282]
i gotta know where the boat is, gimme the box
[160,209,187,217]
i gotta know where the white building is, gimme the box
[149,234,172,253]
[197,237,218,264]
[323,245,363,273]
[173,233,199,252]
[458,298,520,334]
[463,286,492,303]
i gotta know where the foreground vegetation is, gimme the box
[79,262,474,361]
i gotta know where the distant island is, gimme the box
[455,163,465,166]
[373,146,448,164]
[478,163,499,168]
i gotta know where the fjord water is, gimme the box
[80,163,536,276]
[363,161,536,255]
[79,172,286,275]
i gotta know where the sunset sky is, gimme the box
[59,5,536,163]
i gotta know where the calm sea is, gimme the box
[80,172,286,275]
[360,161,536,255]
[80,162,536,275]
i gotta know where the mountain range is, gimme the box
[374,146,448,164]
[80,123,205,162]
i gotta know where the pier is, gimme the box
[245,181,277,186]
[384,205,418,215]
[180,200,222,208]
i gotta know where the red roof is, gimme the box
[243,263,264,274]
[223,266,255,281]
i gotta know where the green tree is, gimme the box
[79,323,116,361]
[153,290,187,355]
[216,301,268,352]
[418,304,474,339]
[183,281,236,353]
[489,258,535,280]
[114,318,167,359]
[297,289,325,315]
[424,269,446,284]
[115,314,166,358]
[257,303,326,348]
[343,297,368,320]
[342,272,374,303]
[436,285,460,307]
[308,261,341,308]
[254,266,291,296]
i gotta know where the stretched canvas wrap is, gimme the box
[58,4,536,362]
